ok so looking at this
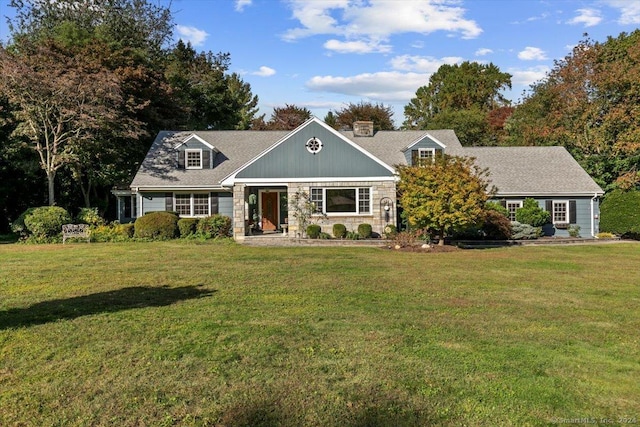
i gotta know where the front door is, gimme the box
[261,192,278,231]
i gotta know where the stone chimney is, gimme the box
[353,121,374,137]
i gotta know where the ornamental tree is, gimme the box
[397,155,493,245]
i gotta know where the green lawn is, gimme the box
[0,241,639,426]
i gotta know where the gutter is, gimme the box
[591,192,598,237]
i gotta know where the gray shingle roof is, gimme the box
[449,146,604,196]
[131,130,289,188]
[130,125,602,196]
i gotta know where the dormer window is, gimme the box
[185,149,202,169]
[418,148,435,162]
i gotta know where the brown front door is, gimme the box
[261,192,278,231]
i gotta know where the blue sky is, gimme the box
[2,0,640,125]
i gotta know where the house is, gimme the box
[115,117,604,240]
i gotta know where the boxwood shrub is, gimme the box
[357,223,372,239]
[333,223,347,238]
[306,224,322,239]
[134,212,178,240]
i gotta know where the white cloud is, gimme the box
[252,66,276,77]
[176,25,209,47]
[518,46,548,61]
[235,0,252,12]
[282,0,481,53]
[324,39,392,54]
[604,0,640,24]
[509,66,550,86]
[306,71,431,102]
[475,48,493,56]
[389,55,462,73]
[567,8,602,27]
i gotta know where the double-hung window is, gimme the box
[506,200,522,222]
[185,149,202,169]
[310,187,371,214]
[418,148,435,163]
[174,193,209,217]
[553,200,569,224]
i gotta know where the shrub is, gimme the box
[482,210,512,240]
[90,222,134,242]
[515,198,550,227]
[333,223,347,239]
[346,231,360,240]
[383,224,397,239]
[392,230,419,248]
[596,232,616,239]
[306,224,321,239]
[76,207,104,226]
[318,232,332,239]
[134,212,178,240]
[599,189,640,239]
[196,214,232,238]
[485,201,509,218]
[23,206,72,239]
[357,223,372,239]
[178,218,199,237]
[568,224,581,238]
[510,221,542,240]
[10,207,37,236]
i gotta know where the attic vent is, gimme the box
[353,121,374,137]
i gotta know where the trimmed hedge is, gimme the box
[332,223,347,238]
[306,224,322,239]
[357,223,372,239]
[134,212,178,240]
[600,190,640,238]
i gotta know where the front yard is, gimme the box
[0,241,638,426]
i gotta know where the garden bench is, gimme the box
[62,224,90,244]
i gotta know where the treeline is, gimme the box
[403,32,640,196]
[1,0,639,232]
[0,0,259,230]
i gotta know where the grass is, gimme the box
[0,241,639,426]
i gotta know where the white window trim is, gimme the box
[185,149,203,170]
[311,187,372,215]
[418,148,436,159]
[174,193,210,217]
[506,200,523,222]
[552,200,570,224]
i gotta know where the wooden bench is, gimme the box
[62,224,90,244]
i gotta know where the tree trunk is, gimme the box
[47,171,56,206]
[438,229,445,246]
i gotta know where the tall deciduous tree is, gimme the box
[506,31,640,190]
[403,61,512,145]
[0,39,138,206]
[326,101,395,130]
[397,155,493,245]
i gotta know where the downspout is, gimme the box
[590,192,598,237]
